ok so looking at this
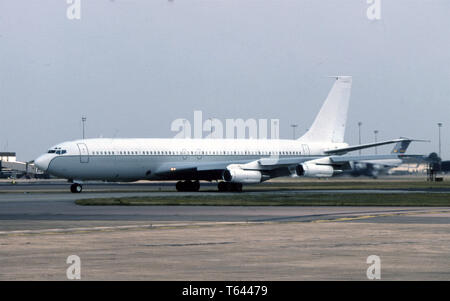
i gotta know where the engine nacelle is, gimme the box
[223,168,262,183]
[296,164,334,178]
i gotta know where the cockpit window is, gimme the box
[50,149,67,155]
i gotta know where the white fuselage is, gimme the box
[34,77,354,186]
[34,138,347,182]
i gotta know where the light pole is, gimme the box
[290,124,298,140]
[358,121,362,155]
[81,116,87,139]
[374,130,379,155]
[438,122,443,158]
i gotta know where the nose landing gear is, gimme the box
[70,183,83,193]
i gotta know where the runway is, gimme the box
[1,180,449,280]
[1,181,450,232]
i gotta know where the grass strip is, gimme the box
[76,193,450,207]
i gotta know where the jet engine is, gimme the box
[223,168,262,183]
[296,163,334,178]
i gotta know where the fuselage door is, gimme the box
[302,144,310,156]
[77,143,89,163]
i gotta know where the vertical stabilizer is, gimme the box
[391,139,412,154]
[300,76,352,143]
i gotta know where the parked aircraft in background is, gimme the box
[340,140,413,178]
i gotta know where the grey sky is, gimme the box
[1,0,449,161]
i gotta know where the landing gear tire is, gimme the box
[218,181,227,192]
[192,180,200,191]
[218,182,243,192]
[176,180,200,192]
[70,183,82,193]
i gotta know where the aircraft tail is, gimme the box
[391,139,412,154]
[299,76,352,143]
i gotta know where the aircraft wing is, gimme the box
[152,138,427,180]
[257,154,403,167]
[237,153,409,179]
[323,138,424,155]
[329,154,400,162]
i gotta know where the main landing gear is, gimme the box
[70,183,83,193]
[176,180,200,192]
[218,182,243,192]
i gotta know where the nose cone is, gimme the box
[34,154,52,172]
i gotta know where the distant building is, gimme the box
[1,152,48,179]
[0,152,16,162]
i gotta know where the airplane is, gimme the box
[34,76,416,193]
[338,139,413,178]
